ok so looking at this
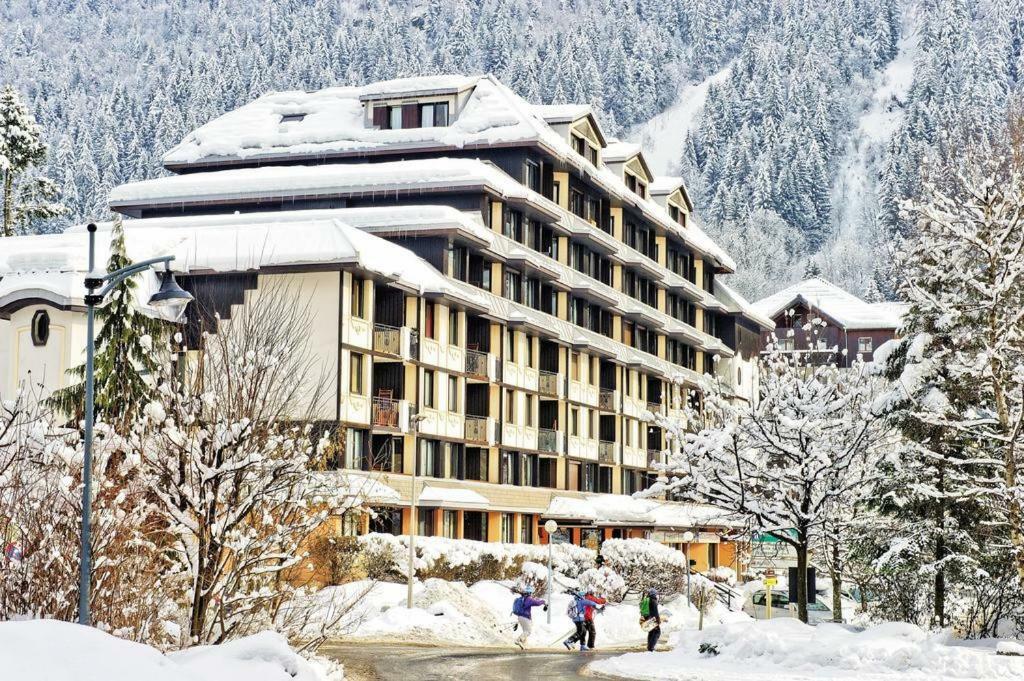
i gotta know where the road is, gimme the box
[320,643,628,680]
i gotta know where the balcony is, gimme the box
[598,440,616,464]
[598,389,616,411]
[464,416,497,445]
[373,323,419,359]
[539,370,561,398]
[538,428,563,454]
[647,449,664,468]
[371,396,411,430]
[465,349,491,380]
[646,401,664,417]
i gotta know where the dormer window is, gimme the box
[572,135,586,156]
[373,101,450,130]
[280,113,306,124]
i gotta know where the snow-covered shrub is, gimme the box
[307,535,365,585]
[599,538,686,596]
[577,566,627,602]
[706,566,737,585]
[358,533,406,581]
[547,543,596,578]
[516,561,551,596]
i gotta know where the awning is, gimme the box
[417,485,490,510]
[308,472,401,507]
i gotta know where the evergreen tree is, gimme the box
[0,85,63,236]
[49,215,167,427]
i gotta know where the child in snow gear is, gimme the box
[582,589,607,649]
[510,585,547,648]
[640,587,661,651]
[563,590,601,651]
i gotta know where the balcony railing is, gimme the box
[599,389,616,411]
[538,428,559,453]
[465,349,490,379]
[646,401,663,416]
[598,440,616,464]
[647,449,664,468]
[464,416,493,444]
[373,323,402,356]
[372,396,401,428]
[539,370,560,397]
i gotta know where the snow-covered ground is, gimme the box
[0,619,343,681]
[628,65,732,175]
[315,577,747,650]
[591,619,1024,681]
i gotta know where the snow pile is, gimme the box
[0,619,342,681]
[578,566,628,602]
[592,619,1024,681]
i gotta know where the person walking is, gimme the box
[510,585,547,649]
[640,587,661,652]
[582,589,607,650]
[563,590,601,651]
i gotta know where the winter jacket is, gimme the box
[570,596,600,622]
[640,593,661,623]
[583,595,606,621]
[512,595,546,619]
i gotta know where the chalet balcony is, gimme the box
[465,349,490,379]
[464,416,497,445]
[598,440,616,464]
[538,428,563,454]
[371,396,412,431]
[598,389,616,411]
[646,401,664,417]
[539,370,561,398]
[373,323,419,359]
[647,448,664,469]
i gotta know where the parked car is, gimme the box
[743,589,845,624]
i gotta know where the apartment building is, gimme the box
[0,75,770,572]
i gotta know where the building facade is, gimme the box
[1,75,771,573]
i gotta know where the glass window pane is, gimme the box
[421,103,435,127]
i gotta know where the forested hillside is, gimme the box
[2,0,1022,299]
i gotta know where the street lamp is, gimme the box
[544,519,558,624]
[682,530,695,605]
[407,412,429,609]
[78,223,192,626]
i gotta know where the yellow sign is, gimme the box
[764,577,777,587]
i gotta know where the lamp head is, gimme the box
[148,267,193,321]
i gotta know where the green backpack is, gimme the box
[640,595,651,618]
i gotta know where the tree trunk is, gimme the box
[933,535,946,627]
[831,540,843,623]
[2,171,13,237]
[795,542,809,623]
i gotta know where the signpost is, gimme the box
[764,569,777,620]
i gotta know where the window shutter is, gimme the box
[402,103,420,128]
[372,105,387,129]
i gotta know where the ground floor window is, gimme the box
[417,509,435,537]
[443,510,459,538]
[501,513,515,543]
[464,511,488,541]
[369,507,402,535]
[520,514,534,544]
[708,541,718,568]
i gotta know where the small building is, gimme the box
[752,277,908,367]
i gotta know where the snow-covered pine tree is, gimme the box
[0,85,63,236]
[878,154,1024,593]
[649,318,891,622]
[49,215,167,427]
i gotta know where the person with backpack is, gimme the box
[563,590,602,651]
[582,589,607,650]
[639,587,661,652]
[510,585,547,649]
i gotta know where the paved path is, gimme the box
[320,643,628,680]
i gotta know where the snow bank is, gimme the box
[0,619,342,681]
[591,619,1024,681]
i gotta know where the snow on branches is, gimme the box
[648,319,892,621]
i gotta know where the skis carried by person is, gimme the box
[509,584,547,649]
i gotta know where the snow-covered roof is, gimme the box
[602,141,643,163]
[531,103,593,123]
[543,494,740,529]
[753,277,909,330]
[648,176,684,195]
[357,74,479,100]
[417,485,489,510]
[308,472,402,506]
[715,281,775,330]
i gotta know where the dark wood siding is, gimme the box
[372,105,388,129]
[401,103,420,128]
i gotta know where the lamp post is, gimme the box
[407,412,428,609]
[682,530,695,605]
[544,519,558,624]
[78,222,192,626]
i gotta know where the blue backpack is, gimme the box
[512,595,528,617]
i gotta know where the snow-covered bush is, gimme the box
[599,538,686,596]
[357,533,406,581]
[516,561,550,596]
[706,566,737,585]
[577,566,628,602]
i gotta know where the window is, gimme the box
[448,308,459,345]
[570,189,585,217]
[572,134,586,157]
[349,353,364,394]
[443,510,458,538]
[506,329,516,362]
[449,443,465,480]
[571,352,580,381]
[570,407,579,436]
[280,113,306,124]
[506,388,515,422]
[552,181,561,205]
[505,268,522,303]
[350,277,365,318]
[779,338,795,352]
[501,513,515,543]
[525,160,541,192]
[420,101,448,127]
[342,428,367,470]
[858,337,873,353]
[419,439,441,477]
[389,105,402,130]
[423,369,435,408]
[30,310,50,346]
[448,375,458,412]
[524,394,534,428]
[525,335,535,367]
[417,509,435,537]
[520,514,534,544]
